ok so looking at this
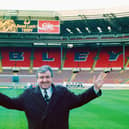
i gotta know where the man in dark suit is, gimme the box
[0,65,107,129]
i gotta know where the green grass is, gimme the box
[0,88,129,129]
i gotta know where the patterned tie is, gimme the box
[44,89,49,103]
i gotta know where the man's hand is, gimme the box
[93,72,108,90]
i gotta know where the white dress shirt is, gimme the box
[40,86,53,99]
[93,86,99,94]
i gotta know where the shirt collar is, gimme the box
[40,86,53,99]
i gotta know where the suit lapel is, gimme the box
[44,85,63,118]
[32,86,47,111]
[47,85,60,107]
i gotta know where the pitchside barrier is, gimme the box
[63,82,129,89]
[0,81,129,89]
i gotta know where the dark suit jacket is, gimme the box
[0,84,101,129]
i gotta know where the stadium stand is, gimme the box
[95,46,123,68]
[0,9,129,89]
[1,47,31,67]
[64,47,96,68]
[71,70,129,84]
[33,47,61,68]
[1,46,129,70]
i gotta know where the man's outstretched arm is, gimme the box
[0,92,24,110]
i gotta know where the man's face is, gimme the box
[37,70,53,89]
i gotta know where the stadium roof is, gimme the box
[0,1,129,47]
[0,0,129,11]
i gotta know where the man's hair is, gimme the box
[36,65,53,78]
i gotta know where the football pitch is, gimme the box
[0,88,129,129]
